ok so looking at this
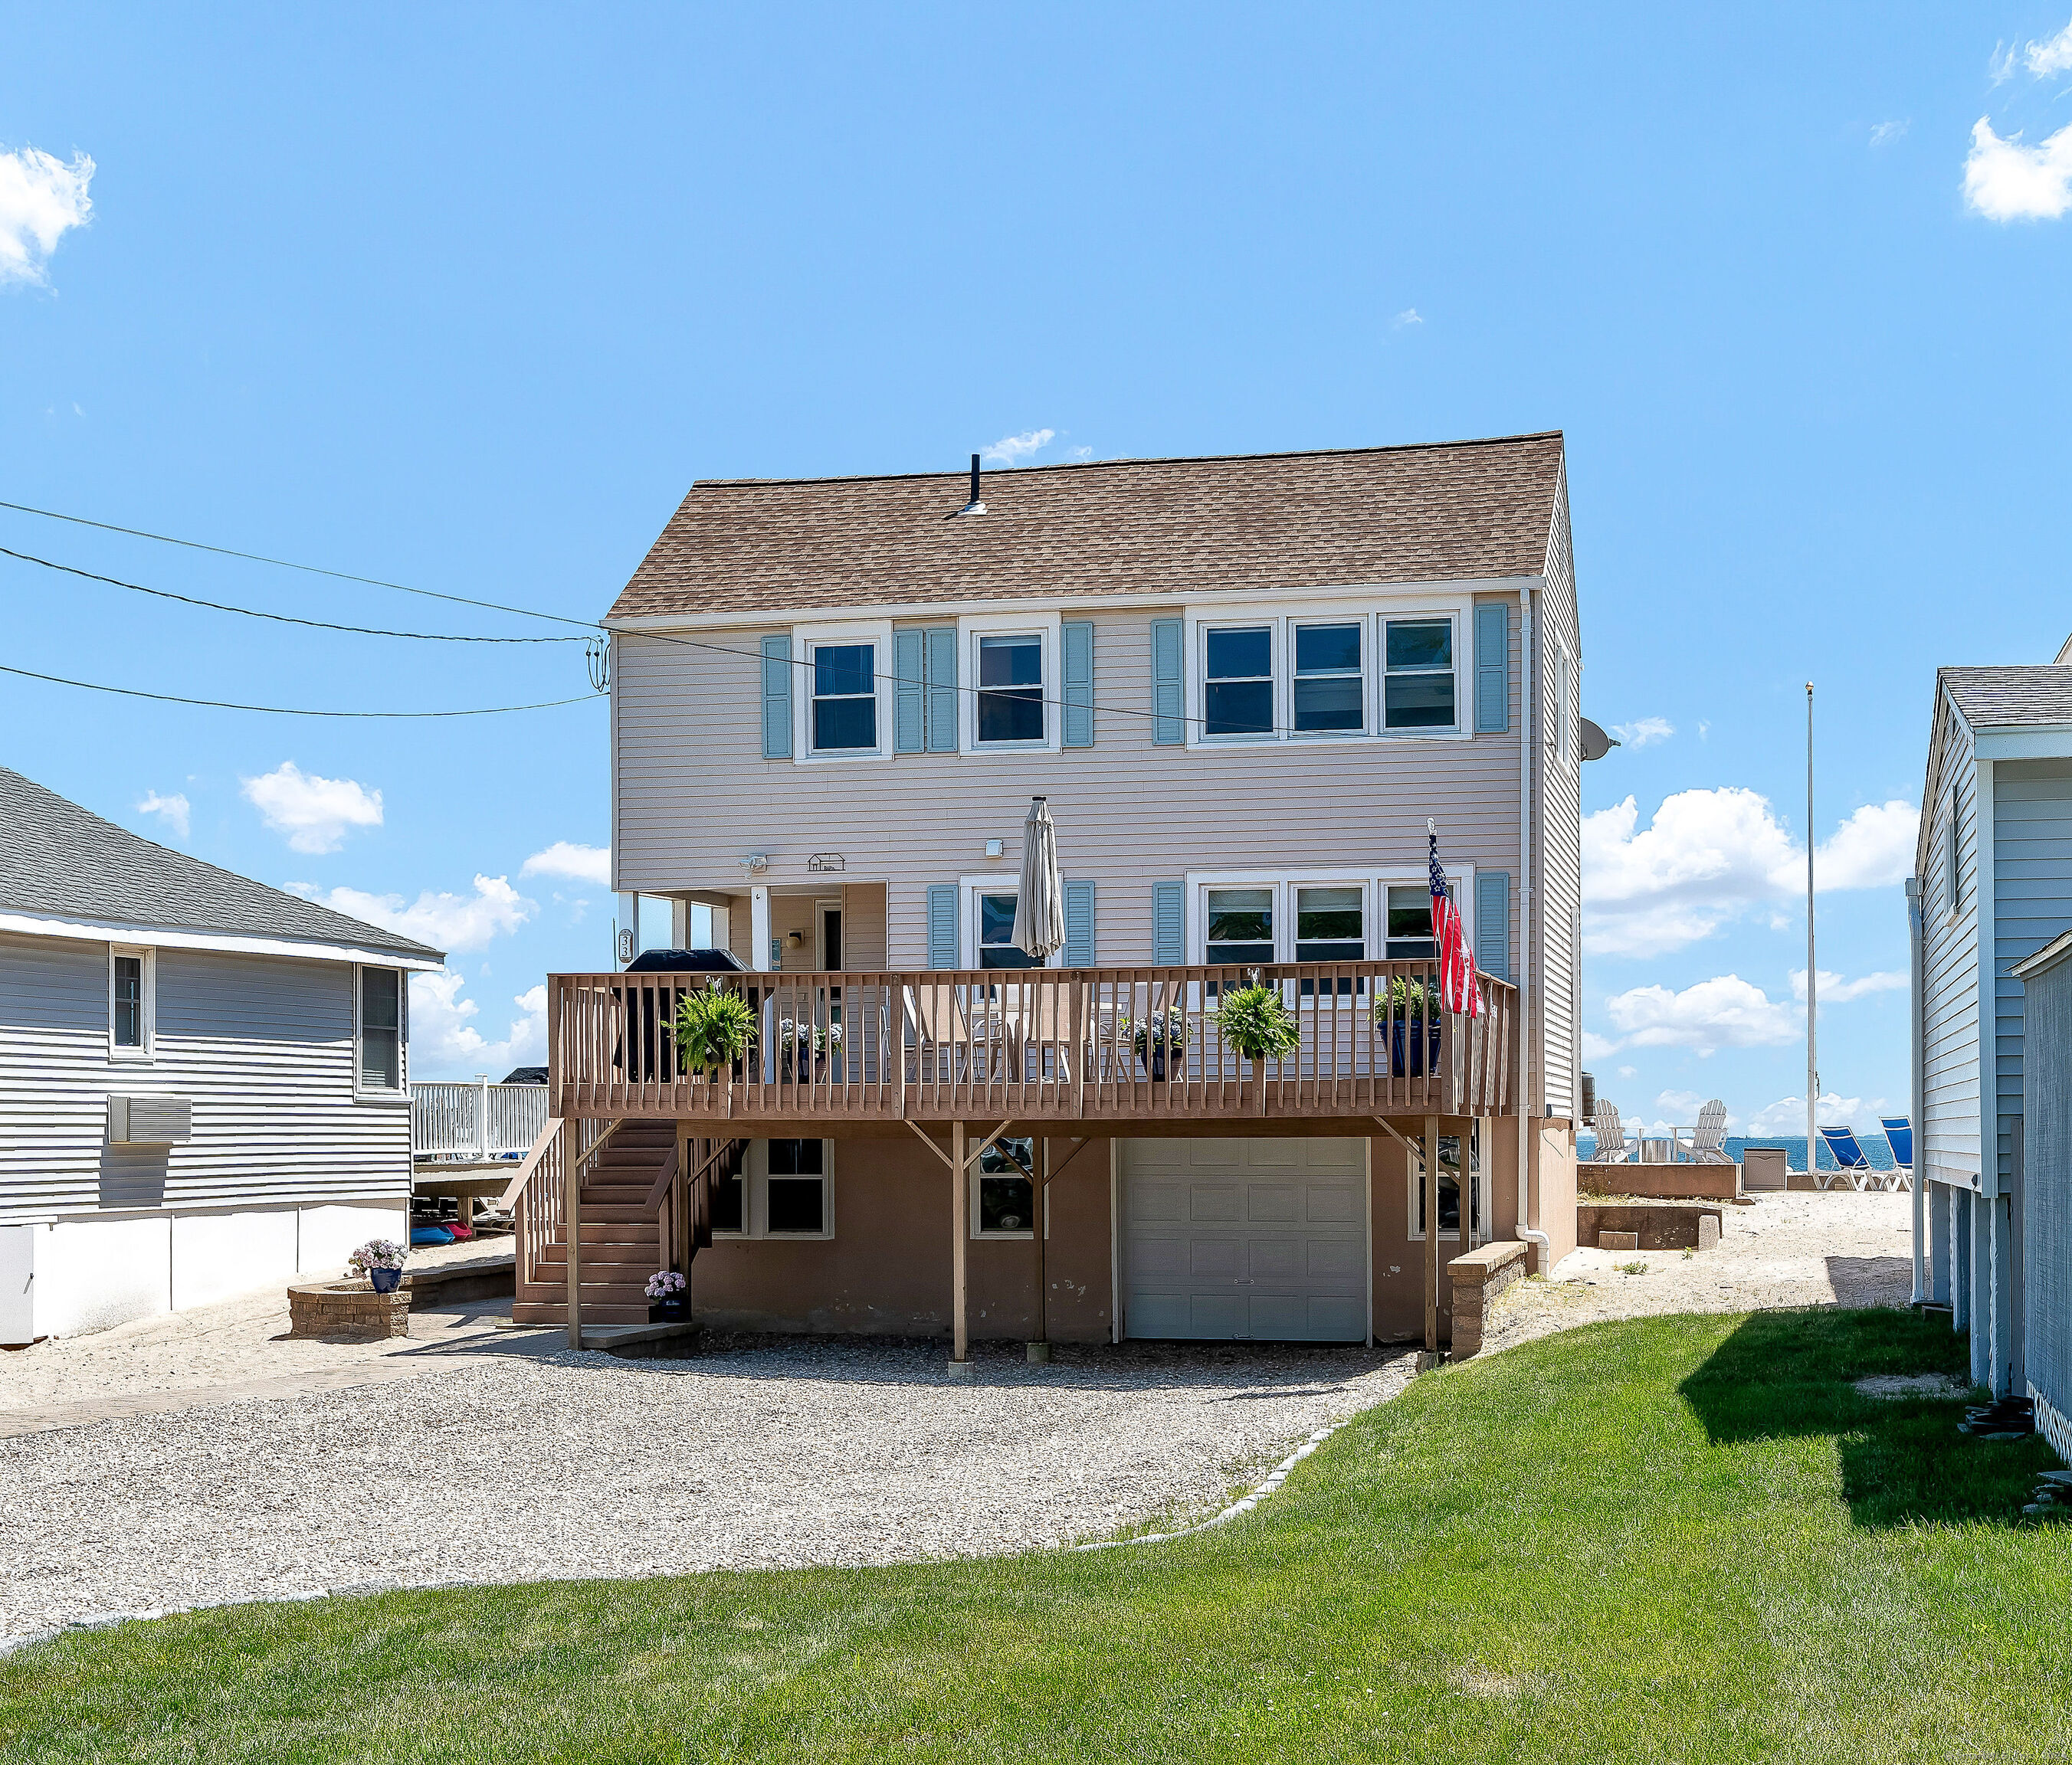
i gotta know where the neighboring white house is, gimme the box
[0,766,444,1343]
[1912,667,2072,1397]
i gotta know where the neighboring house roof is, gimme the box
[1940,666,2072,729]
[608,431,1567,622]
[0,766,444,963]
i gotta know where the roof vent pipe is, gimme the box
[960,453,986,517]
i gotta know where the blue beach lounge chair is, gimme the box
[1815,1124,1877,1193]
[1879,1117,1915,1193]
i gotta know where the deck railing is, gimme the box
[546,961,1516,1125]
[501,1115,616,1295]
[412,1079,550,1160]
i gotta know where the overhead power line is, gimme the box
[0,545,586,643]
[0,662,601,719]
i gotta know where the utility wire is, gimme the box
[0,662,600,719]
[0,545,586,643]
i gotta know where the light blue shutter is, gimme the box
[1064,879,1096,966]
[925,627,959,752]
[1152,880,1185,966]
[926,884,960,969]
[1474,604,1510,735]
[893,629,926,754]
[1151,620,1185,745]
[1061,621,1094,748]
[1475,872,1512,982]
[761,634,793,759]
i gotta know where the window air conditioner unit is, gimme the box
[108,1095,192,1145]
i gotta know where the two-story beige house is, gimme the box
[523,433,1583,1358]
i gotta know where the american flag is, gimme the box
[1429,827,1480,1017]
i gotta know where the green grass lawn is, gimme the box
[5,1308,2069,1764]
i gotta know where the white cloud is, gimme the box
[1393,308,1424,328]
[1067,445,1093,462]
[1597,974,1799,1057]
[520,841,611,887]
[0,146,93,288]
[1964,117,2072,221]
[981,429,1055,466]
[409,973,548,1078]
[1615,1065,1637,1079]
[136,791,190,840]
[1610,716,1674,748]
[293,875,533,953]
[2024,19,2072,75]
[1869,120,1910,149]
[1582,788,1917,958]
[241,761,383,854]
[1745,1092,1895,1137]
[1654,1088,1714,1120]
[1789,967,1907,1005]
[1581,1030,1622,1061]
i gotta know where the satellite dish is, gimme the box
[1579,718,1618,762]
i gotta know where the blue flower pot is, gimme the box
[1389,1020,1442,1078]
[649,1295,686,1323]
[369,1266,402,1293]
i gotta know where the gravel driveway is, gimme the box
[0,1331,1413,1648]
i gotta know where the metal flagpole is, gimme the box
[1805,683,1818,1175]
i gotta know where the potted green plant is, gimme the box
[1212,978,1301,1099]
[347,1237,407,1294]
[1125,1006,1190,1081]
[672,982,759,1082]
[1374,975,1443,1076]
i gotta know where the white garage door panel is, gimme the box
[1122,1138,1367,1343]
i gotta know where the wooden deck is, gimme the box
[545,960,1516,1128]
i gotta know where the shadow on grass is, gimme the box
[1677,1307,2058,1528]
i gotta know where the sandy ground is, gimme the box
[1484,1189,1916,1354]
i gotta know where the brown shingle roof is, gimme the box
[608,431,1566,621]
[1942,666,2072,729]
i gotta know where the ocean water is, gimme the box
[1578,1131,1900,1174]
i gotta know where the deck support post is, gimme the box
[951,1118,969,1365]
[1423,1115,1441,1355]
[1031,1137,1048,1354]
[563,1119,582,1351]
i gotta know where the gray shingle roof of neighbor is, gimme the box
[608,431,1568,621]
[0,766,444,961]
[1941,666,2072,729]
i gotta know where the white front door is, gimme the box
[1120,1138,1368,1342]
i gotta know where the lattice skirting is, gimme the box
[2028,1382,2072,1465]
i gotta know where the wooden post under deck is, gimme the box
[563,1119,582,1351]
[1423,1115,1441,1354]
[951,1119,969,1364]
[1032,1138,1047,1347]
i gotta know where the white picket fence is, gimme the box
[411,1078,549,1161]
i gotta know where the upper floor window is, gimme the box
[1204,627,1274,738]
[1293,623,1364,733]
[1205,887,1275,964]
[976,634,1044,744]
[1295,886,1364,961]
[110,945,154,1061]
[1383,619,1455,730]
[1384,884,1441,958]
[978,889,1041,969]
[358,966,404,1094]
[811,643,878,752]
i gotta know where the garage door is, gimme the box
[1120,1138,1367,1342]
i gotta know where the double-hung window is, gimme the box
[1294,886,1365,961]
[109,945,153,1061]
[811,643,878,752]
[973,1135,1038,1236]
[358,966,404,1093]
[1383,886,1439,958]
[1205,887,1275,965]
[718,1139,834,1237]
[978,890,1040,969]
[1382,618,1456,730]
[1203,627,1274,738]
[975,634,1044,744]
[1292,623,1364,733]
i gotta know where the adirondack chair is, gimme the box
[1674,1099,1733,1164]
[1815,1124,1877,1192]
[1880,1117,1915,1192]
[1590,1102,1632,1164]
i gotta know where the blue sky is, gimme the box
[5,5,2071,1118]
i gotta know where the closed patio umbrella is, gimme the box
[1012,796,1065,960]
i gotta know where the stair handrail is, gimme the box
[503,1115,617,1298]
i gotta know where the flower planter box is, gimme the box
[287,1279,411,1341]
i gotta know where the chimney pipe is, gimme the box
[959,452,986,516]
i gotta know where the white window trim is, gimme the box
[969,1136,1048,1240]
[792,618,894,763]
[1549,640,1575,766]
[1944,790,1962,922]
[352,963,408,1102]
[108,944,156,1063]
[958,609,1062,753]
[712,1138,835,1239]
[958,875,1066,969]
[1182,598,1472,749]
[1186,867,1476,966]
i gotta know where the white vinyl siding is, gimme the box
[0,932,412,1226]
[1920,699,1982,1188]
[1992,760,2072,1185]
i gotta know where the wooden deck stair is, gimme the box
[512,1122,686,1325]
